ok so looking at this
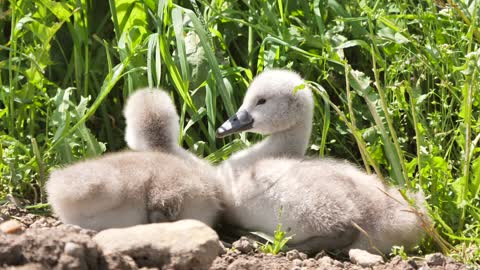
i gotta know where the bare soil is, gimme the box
[0,203,474,270]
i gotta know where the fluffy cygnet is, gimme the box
[216,69,428,254]
[47,88,221,231]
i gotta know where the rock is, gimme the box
[285,249,308,262]
[292,258,303,267]
[0,219,24,234]
[0,226,99,269]
[93,219,221,270]
[0,233,23,265]
[317,255,333,266]
[386,255,416,270]
[100,254,139,270]
[64,242,85,257]
[303,258,317,267]
[314,250,328,259]
[425,253,446,266]
[232,236,255,254]
[29,217,61,229]
[286,250,301,261]
[58,224,97,237]
[349,249,384,267]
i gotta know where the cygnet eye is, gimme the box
[256,98,266,106]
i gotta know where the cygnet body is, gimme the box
[216,69,428,254]
[47,88,221,230]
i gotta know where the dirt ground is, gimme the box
[0,203,475,270]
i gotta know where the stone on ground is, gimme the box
[348,248,384,267]
[0,219,24,234]
[425,252,446,266]
[93,219,222,270]
[0,225,99,269]
[232,236,255,254]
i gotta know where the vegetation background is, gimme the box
[0,0,479,263]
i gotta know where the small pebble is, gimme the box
[349,249,384,267]
[226,255,235,264]
[0,219,24,234]
[64,242,85,257]
[317,255,333,265]
[303,258,317,267]
[314,250,327,259]
[425,253,446,266]
[407,259,419,269]
[292,259,303,267]
[299,252,308,260]
[286,250,301,261]
[232,236,254,254]
[332,260,344,267]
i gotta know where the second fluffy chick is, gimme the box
[47,89,221,230]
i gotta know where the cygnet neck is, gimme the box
[222,114,312,175]
[261,119,311,158]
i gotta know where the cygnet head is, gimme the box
[216,69,313,137]
[124,88,179,152]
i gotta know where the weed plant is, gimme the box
[254,223,293,255]
[0,0,479,263]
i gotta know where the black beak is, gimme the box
[216,110,254,138]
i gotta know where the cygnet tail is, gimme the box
[124,88,180,153]
[379,187,430,252]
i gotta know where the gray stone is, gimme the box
[286,250,301,261]
[93,219,221,270]
[0,226,98,269]
[303,258,317,267]
[425,253,446,266]
[64,242,85,257]
[232,237,254,254]
[0,219,24,234]
[292,258,303,267]
[348,248,384,267]
[317,255,333,266]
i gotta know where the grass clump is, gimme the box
[253,223,294,255]
[0,0,479,264]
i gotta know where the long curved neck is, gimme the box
[221,115,312,175]
[256,120,311,158]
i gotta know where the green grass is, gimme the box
[253,223,293,255]
[1,0,479,263]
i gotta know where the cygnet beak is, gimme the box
[216,110,254,138]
